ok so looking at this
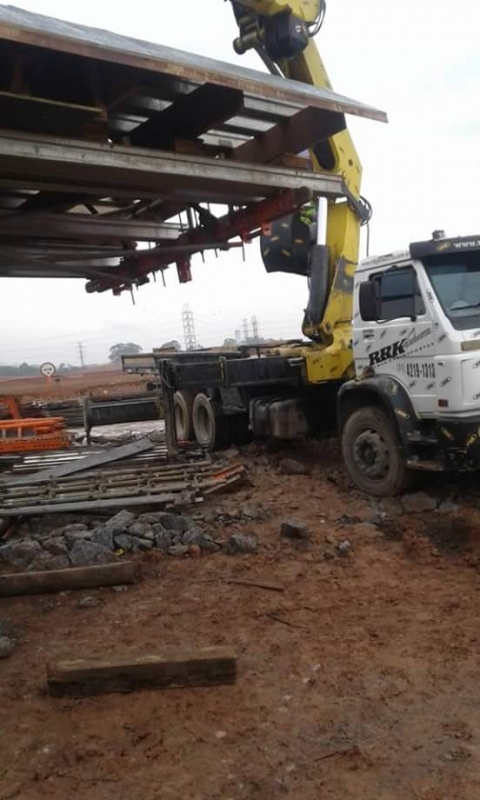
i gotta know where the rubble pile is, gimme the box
[0,504,269,571]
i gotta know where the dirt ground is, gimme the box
[2,442,480,800]
[0,368,148,402]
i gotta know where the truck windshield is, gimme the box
[423,252,480,330]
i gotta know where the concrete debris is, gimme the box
[336,540,353,557]
[278,458,310,476]
[0,636,15,658]
[227,533,258,554]
[78,596,101,609]
[280,519,310,540]
[402,492,438,514]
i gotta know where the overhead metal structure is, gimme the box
[0,5,386,294]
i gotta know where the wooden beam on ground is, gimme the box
[47,646,237,696]
[0,561,140,597]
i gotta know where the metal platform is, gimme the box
[0,5,386,292]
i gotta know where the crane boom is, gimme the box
[229,1,366,378]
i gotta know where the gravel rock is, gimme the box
[323,550,335,561]
[92,526,114,550]
[131,536,154,552]
[111,585,128,593]
[78,596,100,609]
[64,528,93,548]
[279,458,309,475]
[48,555,70,570]
[153,513,189,534]
[103,510,135,535]
[168,544,189,557]
[152,525,172,553]
[280,519,310,540]
[114,533,133,552]
[69,540,114,567]
[336,540,353,557]
[0,636,15,659]
[42,537,69,556]
[129,521,155,540]
[29,553,56,572]
[402,492,438,514]
[0,539,42,570]
[437,499,460,515]
[227,533,258,554]
[378,498,404,517]
[182,526,220,552]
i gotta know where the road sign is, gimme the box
[40,362,56,378]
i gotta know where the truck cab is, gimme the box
[338,234,480,495]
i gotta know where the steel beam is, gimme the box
[0,213,183,242]
[0,130,344,203]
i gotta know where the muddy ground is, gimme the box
[2,441,480,800]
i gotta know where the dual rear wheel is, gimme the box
[174,391,248,450]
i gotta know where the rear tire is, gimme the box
[341,406,410,497]
[192,393,229,450]
[174,391,194,442]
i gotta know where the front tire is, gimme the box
[341,406,410,497]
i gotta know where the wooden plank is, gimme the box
[0,561,140,597]
[4,437,155,485]
[47,646,237,696]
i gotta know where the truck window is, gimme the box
[367,267,425,321]
[423,253,480,330]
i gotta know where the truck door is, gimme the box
[356,264,436,416]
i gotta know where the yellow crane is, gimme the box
[230,0,367,383]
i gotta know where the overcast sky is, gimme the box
[2,0,479,365]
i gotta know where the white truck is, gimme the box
[339,232,480,494]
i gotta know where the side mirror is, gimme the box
[359,280,379,321]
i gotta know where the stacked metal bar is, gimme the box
[0,6,385,292]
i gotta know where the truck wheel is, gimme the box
[174,391,194,441]
[341,406,409,497]
[192,393,229,450]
